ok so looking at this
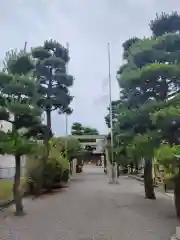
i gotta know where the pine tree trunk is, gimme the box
[13,155,24,216]
[144,158,156,199]
[45,109,51,155]
[46,75,52,150]
[174,175,180,218]
[46,109,51,131]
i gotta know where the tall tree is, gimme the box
[83,127,99,135]
[50,136,81,160]
[105,100,121,129]
[109,12,180,203]
[150,11,180,37]
[71,122,84,135]
[0,50,43,216]
[32,40,74,153]
[71,122,99,135]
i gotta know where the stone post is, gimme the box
[171,227,180,240]
[72,158,77,175]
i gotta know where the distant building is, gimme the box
[72,134,106,164]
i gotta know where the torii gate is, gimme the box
[72,134,107,165]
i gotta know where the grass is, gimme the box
[0,179,13,201]
[0,178,25,202]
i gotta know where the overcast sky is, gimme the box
[1,0,180,135]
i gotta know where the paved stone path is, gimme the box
[0,165,179,239]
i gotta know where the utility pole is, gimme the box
[107,42,116,184]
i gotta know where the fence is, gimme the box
[0,166,26,179]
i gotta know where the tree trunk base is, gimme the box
[14,155,25,217]
[174,176,180,219]
[144,178,156,200]
[14,200,25,216]
[14,211,26,217]
[145,193,156,200]
[144,159,156,200]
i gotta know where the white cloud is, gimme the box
[0,0,180,135]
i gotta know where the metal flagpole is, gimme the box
[65,43,69,162]
[65,112,68,160]
[107,42,116,184]
[24,41,27,53]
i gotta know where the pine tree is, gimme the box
[0,50,43,216]
[110,12,180,203]
[32,40,74,154]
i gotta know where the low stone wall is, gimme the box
[0,155,26,179]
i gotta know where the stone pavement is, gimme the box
[0,165,179,240]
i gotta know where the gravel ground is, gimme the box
[0,165,179,240]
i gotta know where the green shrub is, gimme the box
[26,142,70,194]
[43,157,63,190]
[61,169,69,182]
[164,175,174,190]
[155,143,180,175]
[50,137,81,162]
[25,145,45,194]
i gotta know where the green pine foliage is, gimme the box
[105,11,180,202]
[32,40,74,142]
[71,122,99,135]
[0,50,44,215]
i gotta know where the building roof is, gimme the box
[71,135,106,140]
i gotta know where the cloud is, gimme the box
[0,0,180,135]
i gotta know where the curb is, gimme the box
[128,175,144,182]
[128,175,174,199]
[0,200,14,212]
